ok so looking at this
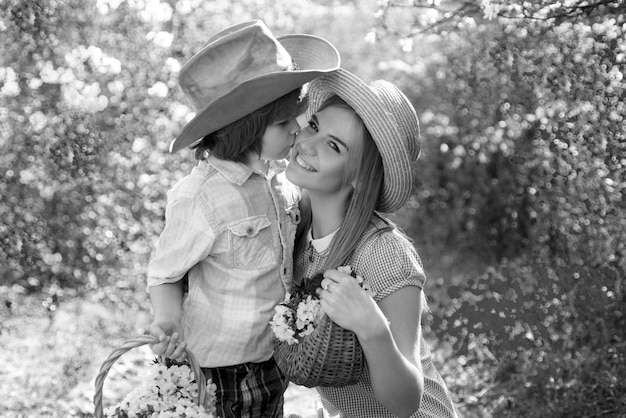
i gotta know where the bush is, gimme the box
[2,0,624,415]
[379,2,626,414]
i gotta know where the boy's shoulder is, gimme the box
[168,160,220,198]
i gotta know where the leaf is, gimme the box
[292,272,325,299]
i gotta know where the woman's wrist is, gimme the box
[356,316,392,345]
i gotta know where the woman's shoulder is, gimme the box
[357,227,421,269]
[351,215,425,300]
[360,215,418,256]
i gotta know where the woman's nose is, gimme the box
[295,127,316,151]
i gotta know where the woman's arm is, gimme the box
[365,286,424,417]
[320,271,424,417]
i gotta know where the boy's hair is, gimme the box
[192,88,306,162]
[295,95,385,270]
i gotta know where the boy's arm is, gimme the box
[149,279,187,360]
[147,193,216,357]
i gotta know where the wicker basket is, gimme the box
[93,334,207,418]
[273,313,365,388]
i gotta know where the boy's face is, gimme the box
[259,119,300,161]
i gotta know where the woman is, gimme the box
[284,69,458,418]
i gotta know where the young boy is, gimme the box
[146,20,339,417]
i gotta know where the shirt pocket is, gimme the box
[226,214,278,270]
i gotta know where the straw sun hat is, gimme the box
[170,20,341,153]
[307,68,421,213]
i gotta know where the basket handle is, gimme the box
[93,334,207,418]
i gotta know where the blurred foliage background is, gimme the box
[1,0,625,416]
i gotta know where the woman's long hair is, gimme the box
[295,96,385,271]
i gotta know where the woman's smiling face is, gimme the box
[286,105,364,195]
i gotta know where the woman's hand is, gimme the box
[317,269,389,341]
[320,269,425,417]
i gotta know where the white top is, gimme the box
[306,227,339,253]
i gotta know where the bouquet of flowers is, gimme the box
[270,274,324,345]
[270,265,374,345]
[270,266,374,387]
[94,335,219,418]
[104,359,218,418]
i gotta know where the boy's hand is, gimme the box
[149,321,187,362]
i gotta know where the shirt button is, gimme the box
[246,227,254,235]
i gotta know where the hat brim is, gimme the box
[170,34,340,153]
[307,69,413,213]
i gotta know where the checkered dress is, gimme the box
[294,216,459,418]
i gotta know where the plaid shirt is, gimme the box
[295,215,458,418]
[148,156,300,367]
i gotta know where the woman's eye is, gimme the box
[328,141,340,153]
[307,119,318,132]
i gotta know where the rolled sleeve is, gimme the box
[147,195,216,287]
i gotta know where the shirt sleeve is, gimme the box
[147,192,216,288]
[353,229,425,302]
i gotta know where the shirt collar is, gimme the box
[205,155,287,185]
[202,155,251,185]
[271,159,288,175]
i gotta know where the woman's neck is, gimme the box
[308,192,349,239]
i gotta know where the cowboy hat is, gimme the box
[306,68,421,212]
[170,20,340,153]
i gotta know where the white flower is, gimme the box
[300,323,316,337]
[276,324,298,345]
[270,306,299,345]
[296,296,321,325]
